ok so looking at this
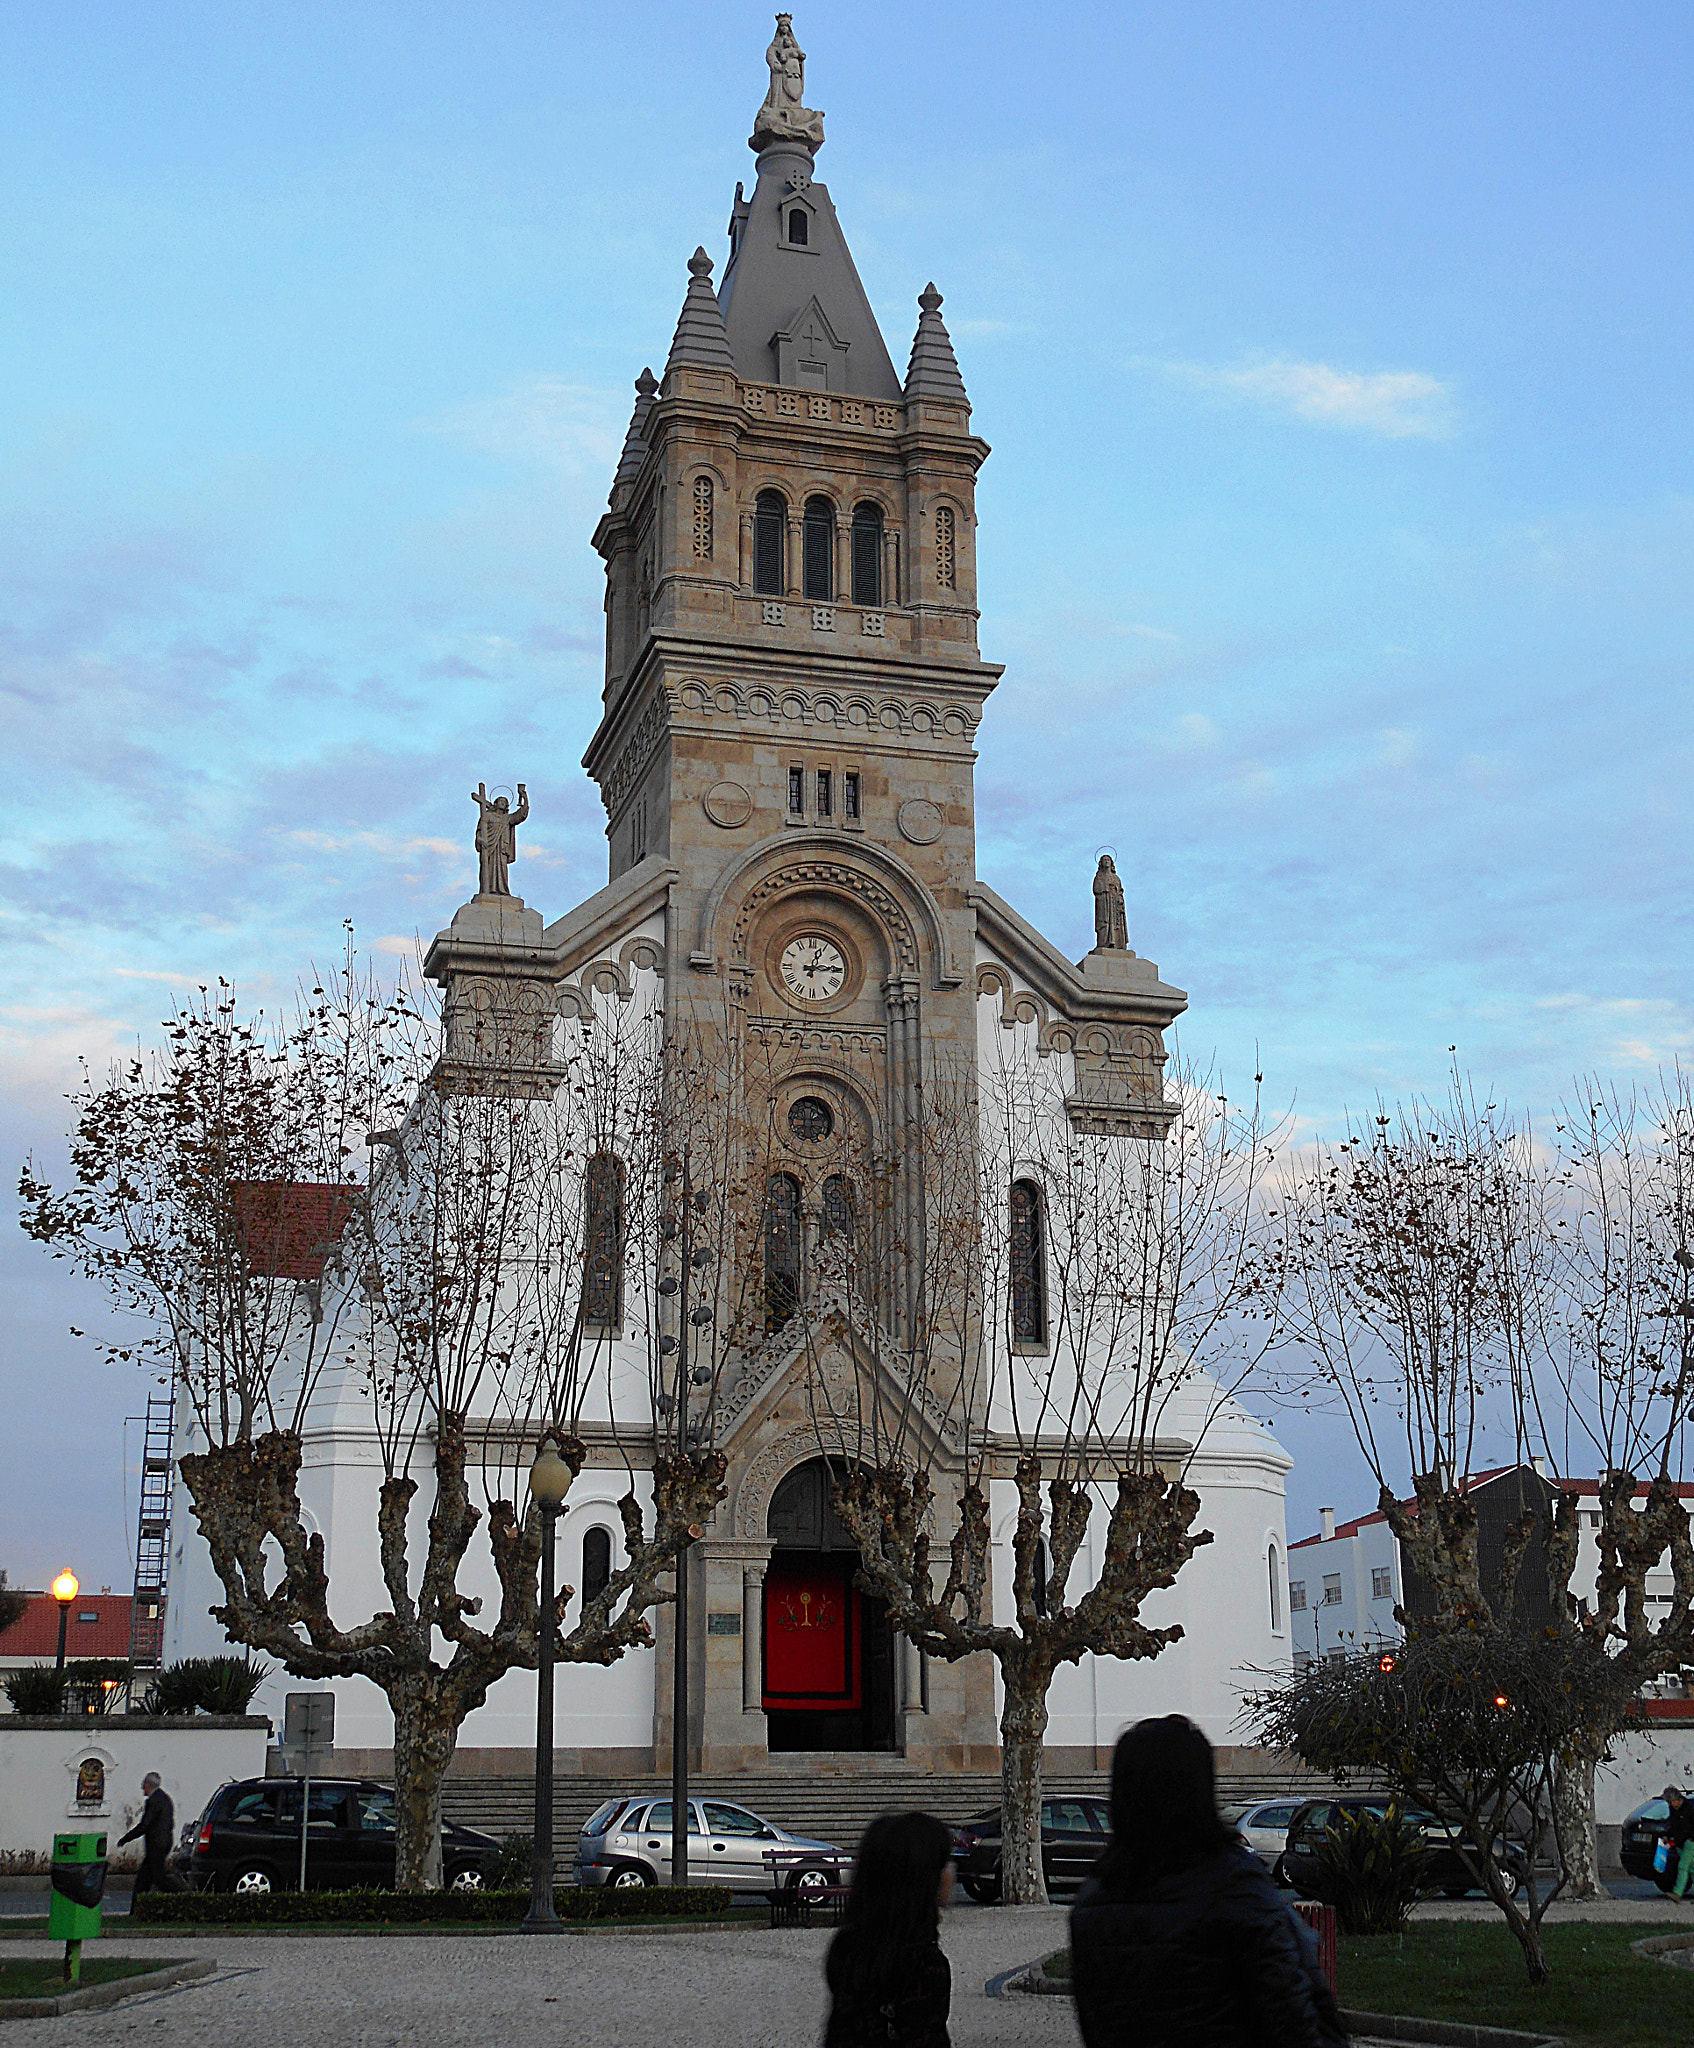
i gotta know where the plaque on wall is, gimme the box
[896,797,944,845]
[702,781,754,829]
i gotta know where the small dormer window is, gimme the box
[788,208,809,246]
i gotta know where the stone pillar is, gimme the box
[835,518,850,604]
[742,1564,766,1712]
[786,513,802,598]
[884,526,900,608]
[739,508,753,589]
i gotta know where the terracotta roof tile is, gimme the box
[0,1593,133,1660]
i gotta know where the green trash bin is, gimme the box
[49,1832,106,1980]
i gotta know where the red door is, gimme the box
[763,1555,861,1711]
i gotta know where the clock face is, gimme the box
[780,934,848,1003]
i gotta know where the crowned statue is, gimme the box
[751,13,825,153]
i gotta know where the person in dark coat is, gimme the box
[1663,1785,1694,1896]
[1071,1716,1347,2048]
[823,1811,954,2048]
[119,1772,184,1898]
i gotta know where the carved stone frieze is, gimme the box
[673,675,977,743]
[437,974,566,1100]
[601,690,672,815]
[732,859,919,976]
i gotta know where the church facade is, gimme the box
[166,21,1293,1775]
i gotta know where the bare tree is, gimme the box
[20,952,725,1888]
[822,1037,1282,1904]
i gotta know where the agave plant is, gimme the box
[1310,1804,1431,1935]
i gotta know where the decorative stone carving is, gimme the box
[673,674,978,741]
[762,601,787,625]
[1093,853,1129,951]
[731,858,918,975]
[601,692,670,815]
[470,781,528,897]
[812,605,835,631]
[751,12,825,155]
[438,973,564,1099]
[897,797,944,846]
[703,781,754,829]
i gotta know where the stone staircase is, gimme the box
[441,1760,1336,1858]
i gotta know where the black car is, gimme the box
[1283,1797,1527,1901]
[175,1777,502,1895]
[951,1796,1111,1903]
[1621,1796,1683,1890]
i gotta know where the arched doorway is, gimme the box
[763,1459,897,1753]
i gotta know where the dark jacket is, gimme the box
[1070,1844,1346,2048]
[120,1787,175,1860]
[1667,1797,1694,1848]
[824,1939,950,2048]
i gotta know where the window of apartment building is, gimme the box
[1322,1575,1343,1607]
[1371,1567,1393,1601]
[1289,1581,1307,1613]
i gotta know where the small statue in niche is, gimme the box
[76,1757,105,1806]
[752,13,825,151]
[471,782,528,898]
[1092,853,1129,952]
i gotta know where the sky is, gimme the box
[2,2,1691,1594]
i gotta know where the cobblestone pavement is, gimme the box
[0,1907,1074,2048]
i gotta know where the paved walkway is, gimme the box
[0,1908,1074,2048]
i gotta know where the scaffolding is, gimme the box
[128,1390,175,1669]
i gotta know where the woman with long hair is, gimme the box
[823,1811,955,2048]
[1071,1716,1346,2048]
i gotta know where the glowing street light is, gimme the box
[51,1571,79,1678]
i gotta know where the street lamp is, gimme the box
[51,1571,79,1679]
[522,1440,573,1935]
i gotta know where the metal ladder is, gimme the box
[128,1390,175,1669]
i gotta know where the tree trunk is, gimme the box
[391,1677,460,1891]
[998,1659,1052,1906]
[1553,1733,1606,1901]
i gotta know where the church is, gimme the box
[167,17,1294,1778]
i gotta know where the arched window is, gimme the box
[788,207,809,246]
[584,1153,626,1326]
[934,503,956,590]
[803,495,835,602]
[691,475,713,560]
[582,1526,612,1607]
[1268,1544,1282,1633]
[754,490,786,596]
[1009,1180,1045,1344]
[851,502,883,607]
[822,1175,855,1244]
[765,1172,802,1331]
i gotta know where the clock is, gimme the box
[779,934,848,1003]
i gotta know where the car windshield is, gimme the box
[1637,1799,1671,1822]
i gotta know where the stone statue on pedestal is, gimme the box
[1092,854,1129,952]
[471,782,528,898]
[751,12,825,152]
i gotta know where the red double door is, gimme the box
[762,1553,863,1712]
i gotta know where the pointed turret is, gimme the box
[903,284,970,407]
[609,367,658,504]
[664,248,736,376]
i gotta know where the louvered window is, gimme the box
[851,503,883,606]
[803,496,834,601]
[754,490,786,595]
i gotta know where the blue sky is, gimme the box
[3,2,1691,1590]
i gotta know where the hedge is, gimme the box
[130,1884,733,1927]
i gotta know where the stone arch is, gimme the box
[690,831,962,988]
[735,1424,837,1537]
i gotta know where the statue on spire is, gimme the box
[1092,854,1129,952]
[751,13,825,154]
[471,782,528,898]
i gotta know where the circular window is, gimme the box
[788,1097,834,1143]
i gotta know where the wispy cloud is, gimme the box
[420,378,624,477]
[1149,356,1457,440]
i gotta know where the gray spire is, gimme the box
[664,248,736,375]
[903,283,969,406]
[610,367,659,501]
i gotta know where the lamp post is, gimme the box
[522,1440,572,1934]
[50,1571,78,1680]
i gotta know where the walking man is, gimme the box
[119,1772,183,1898]
[1666,1786,1694,1898]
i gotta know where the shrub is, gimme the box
[489,1834,534,1890]
[129,1884,733,1926]
[137,1655,269,1716]
[3,1666,64,1715]
[1310,1804,1430,1935]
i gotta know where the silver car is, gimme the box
[1221,1799,1302,1886]
[573,1795,846,1895]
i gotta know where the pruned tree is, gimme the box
[819,1037,1283,1904]
[1248,1627,1630,1985]
[20,949,725,1888]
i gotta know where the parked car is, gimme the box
[1283,1797,1527,1901]
[1220,1799,1304,1885]
[950,1796,1111,1903]
[572,1795,845,1895]
[1621,1796,1682,1890]
[174,1777,502,1895]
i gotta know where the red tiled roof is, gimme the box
[0,1593,133,1660]
[232,1181,359,1280]
[1290,1466,1694,1549]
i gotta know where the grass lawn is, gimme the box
[1338,1922,1692,2048]
[0,1956,168,2001]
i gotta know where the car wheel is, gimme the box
[1272,1856,1293,1890]
[609,1863,653,1889]
[1496,1865,1523,1902]
[963,1865,1003,1905]
[446,1865,486,1892]
[228,1865,276,1896]
[789,1865,832,1897]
